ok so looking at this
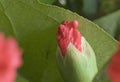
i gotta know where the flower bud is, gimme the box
[56,20,98,82]
[0,32,22,82]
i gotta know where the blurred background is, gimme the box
[53,0,120,20]
[41,0,120,39]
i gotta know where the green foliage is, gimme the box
[93,10,120,82]
[93,61,111,82]
[38,0,55,4]
[16,75,29,82]
[82,0,97,15]
[94,10,120,38]
[94,10,120,82]
[0,0,118,82]
[100,0,119,14]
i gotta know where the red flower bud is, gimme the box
[57,20,82,56]
[0,32,22,82]
[107,42,120,82]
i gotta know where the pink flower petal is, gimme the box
[57,20,82,56]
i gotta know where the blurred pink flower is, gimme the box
[107,42,120,82]
[57,20,82,56]
[0,33,22,82]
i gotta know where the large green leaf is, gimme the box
[38,0,55,4]
[16,75,29,82]
[93,10,120,82]
[0,0,117,82]
[93,61,111,82]
[94,10,120,38]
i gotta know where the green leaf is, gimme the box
[16,75,29,82]
[0,0,117,82]
[38,0,55,4]
[93,61,111,82]
[94,10,120,38]
[93,10,120,82]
